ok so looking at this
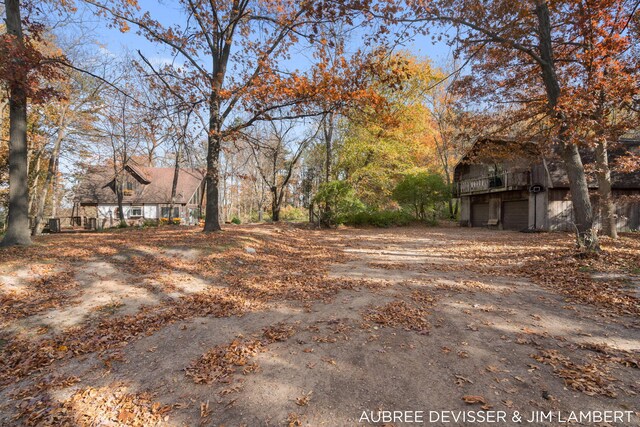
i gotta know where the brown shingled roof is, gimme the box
[454,137,640,190]
[75,164,205,205]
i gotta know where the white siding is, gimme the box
[546,189,640,232]
[529,191,548,230]
[144,205,157,219]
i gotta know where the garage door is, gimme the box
[471,203,489,227]
[502,200,529,231]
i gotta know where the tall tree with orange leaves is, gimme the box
[560,0,640,239]
[1,0,66,246]
[337,51,441,207]
[84,0,377,232]
[380,0,640,250]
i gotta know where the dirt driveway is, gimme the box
[0,225,638,426]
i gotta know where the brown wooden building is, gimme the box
[454,138,640,232]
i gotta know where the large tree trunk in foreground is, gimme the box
[560,142,596,246]
[535,0,597,251]
[594,140,617,239]
[2,0,32,246]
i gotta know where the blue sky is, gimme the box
[49,1,458,201]
[71,1,455,74]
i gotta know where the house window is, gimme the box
[123,181,134,196]
[161,207,180,218]
[130,206,143,217]
[488,164,504,188]
[488,164,503,176]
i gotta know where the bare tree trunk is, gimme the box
[203,109,222,232]
[32,126,65,235]
[2,0,32,246]
[51,155,59,218]
[271,186,280,221]
[28,153,40,216]
[226,177,233,223]
[0,99,8,125]
[109,164,125,226]
[257,180,265,222]
[324,112,334,182]
[112,153,126,227]
[110,95,130,228]
[594,140,617,238]
[115,172,125,227]
[443,172,456,219]
[560,141,595,238]
[308,202,314,224]
[168,141,182,225]
[322,113,334,222]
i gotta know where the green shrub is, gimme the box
[231,216,241,225]
[314,180,365,226]
[160,217,181,225]
[279,206,308,222]
[142,219,159,227]
[393,172,451,221]
[249,210,271,223]
[342,209,414,227]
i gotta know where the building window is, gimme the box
[488,164,504,188]
[130,206,143,217]
[161,207,180,218]
[123,181,134,196]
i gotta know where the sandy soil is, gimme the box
[0,224,638,426]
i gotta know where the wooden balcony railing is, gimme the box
[456,171,530,195]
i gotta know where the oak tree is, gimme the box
[390,0,640,249]
[1,0,66,245]
[85,0,373,232]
